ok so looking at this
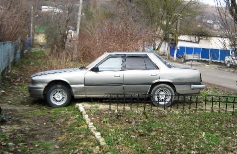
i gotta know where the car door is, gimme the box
[84,55,124,96]
[123,55,160,94]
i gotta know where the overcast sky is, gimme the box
[198,0,225,6]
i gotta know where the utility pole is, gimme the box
[74,0,83,60]
[30,6,34,47]
[77,0,83,36]
[174,14,181,61]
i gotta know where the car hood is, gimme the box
[31,68,81,77]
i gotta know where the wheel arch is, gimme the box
[148,82,176,94]
[43,80,73,98]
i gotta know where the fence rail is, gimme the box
[100,94,237,115]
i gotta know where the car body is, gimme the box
[28,52,205,107]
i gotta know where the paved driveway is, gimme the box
[172,61,237,93]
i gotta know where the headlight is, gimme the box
[29,78,36,85]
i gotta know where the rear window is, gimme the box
[125,56,157,70]
[154,53,173,68]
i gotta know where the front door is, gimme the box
[84,56,124,96]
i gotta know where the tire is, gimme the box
[46,84,72,107]
[226,61,231,68]
[151,84,175,107]
[181,56,185,63]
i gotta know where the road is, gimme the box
[195,66,237,92]
[172,61,237,93]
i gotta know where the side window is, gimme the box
[144,57,158,70]
[98,57,122,71]
[125,57,146,70]
[125,56,158,70]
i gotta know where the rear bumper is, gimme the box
[175,83,205,94]
[191,84,206,90]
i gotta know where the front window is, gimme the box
[98,57,123,71]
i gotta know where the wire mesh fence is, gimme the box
[101,94,237,115]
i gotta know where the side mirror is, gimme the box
[91,66,99,72]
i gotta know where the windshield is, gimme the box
[154,53,173,68]
[86,53,108,69]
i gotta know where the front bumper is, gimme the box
[28,84,45,99]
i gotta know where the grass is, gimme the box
[1,48,237,153]
[89,109,237,153]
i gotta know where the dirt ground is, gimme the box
[0,52,98,153]
[0,73,64,153]
[0,81,98,153]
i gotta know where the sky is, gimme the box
[198,0,225,6]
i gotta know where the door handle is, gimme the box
[114,75,120,77]
[151,74,157,76]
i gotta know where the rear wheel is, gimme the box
[181,56,186,63]
[226,61,231,68]
[151,84,175,107]
[46,84,72,107]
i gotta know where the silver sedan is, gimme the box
[28,52,205,107]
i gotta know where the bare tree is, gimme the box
[0,0,31,42]
[41,0,77,53]
[129,0,198,58]
[227,0,237,23]
[216,0,237,50]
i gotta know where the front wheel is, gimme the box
[46,84,72,107]
[151,84,175,107]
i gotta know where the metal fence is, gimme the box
[102,94,237,115]
[0,41,21,83]
[170,46,231,62]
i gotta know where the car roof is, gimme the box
[87,51,171,70]
[104,52,153,55]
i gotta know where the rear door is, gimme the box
[123,55,159,94]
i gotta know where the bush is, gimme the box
[76,18,152,63]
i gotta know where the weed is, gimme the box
[31,141,53,150]
[29,109,48,116]
[204,133,221,146]
[0,134,9,142]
